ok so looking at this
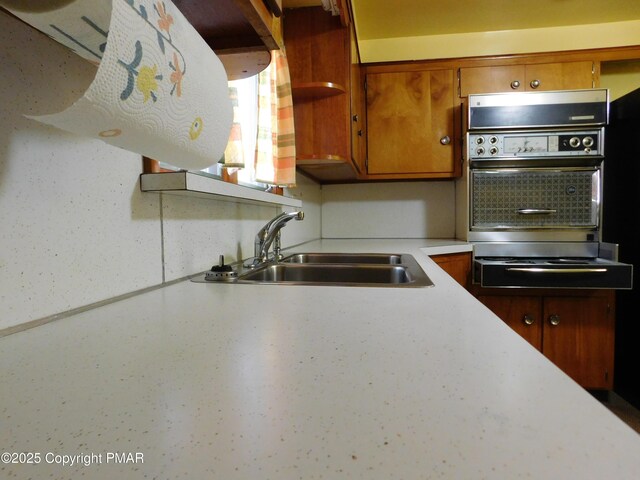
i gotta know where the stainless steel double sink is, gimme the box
[235,253,433,287]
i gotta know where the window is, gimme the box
[214,75,264,188]
[148,49,296,190]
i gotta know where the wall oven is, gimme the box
[466,89,633,289]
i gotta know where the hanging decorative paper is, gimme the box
[1,0,233,170]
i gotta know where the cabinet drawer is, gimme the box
[460,65,525,96]
[460,61,594,97]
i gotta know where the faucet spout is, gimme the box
[252,211,304,265]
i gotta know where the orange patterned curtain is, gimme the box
[254,49,296,187]
[219,86,245,168]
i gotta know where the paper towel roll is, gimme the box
[2,0,232,170]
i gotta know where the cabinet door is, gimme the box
[366,69,455,175]
[459,65,525,96]
[542,295,614,389]
[477,295,542,350]
[431,252,471,288]
[349,21,366,173]
[525,61,594,91]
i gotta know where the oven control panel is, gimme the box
[468,129,604,160]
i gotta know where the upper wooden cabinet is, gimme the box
[349,20,367,174]
[284,7,360,182]
[173,0,283,79]
[279,39,640,182]
[365,69,458,178]
[459,61,595,96]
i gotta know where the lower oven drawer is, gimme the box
[471,168,599,230]
[474,259,633,289]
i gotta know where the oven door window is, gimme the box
[471,168,599,229]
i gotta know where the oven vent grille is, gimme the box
[472,170,598,228]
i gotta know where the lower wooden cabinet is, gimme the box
[429,254,614,389]
[475,290,615,390]
[542,295,614,390]
[431,252,471,288]
[477,295,543,350]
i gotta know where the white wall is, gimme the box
[0,12,321,332]
[1,11,461,334]
[321,182,456,238]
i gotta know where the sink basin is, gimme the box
[235,253,433,287]
[239,264,411,284]
[281,253,403,264]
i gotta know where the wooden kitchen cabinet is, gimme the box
[173,0,283,79]
[477,295,543,350]
[475,289,615,390]
[542,295,614,390]
[459,61,595,96]
[349,19,367,174]
[365,69,458,177]
[284,6,360,182]
[431,252,471,289]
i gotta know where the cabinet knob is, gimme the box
[357,129,363,137]
[510,80,521,89]
[530,79,541,89]
[440,135,451,145]
[548,314,560,326]
[523,314,535,326]
[352,114,359,122]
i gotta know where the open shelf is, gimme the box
[292,82,347,99]
[140,172,302,207]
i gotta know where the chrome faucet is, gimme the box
[250,210,304,266]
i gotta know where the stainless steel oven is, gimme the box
[466,89,633,289]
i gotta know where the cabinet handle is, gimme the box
[548,314,560,326]
[510,80,521,89]
[440,135,451,145]
[523,314,534,326]
[530,79,541,89]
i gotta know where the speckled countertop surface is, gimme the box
[2,239,639,479]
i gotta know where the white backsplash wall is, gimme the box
[161,172,321,282]
[321,182,456,238]
[283,172,322,247]
[0,12,320,332]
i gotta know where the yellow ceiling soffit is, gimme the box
[358,20,640,63]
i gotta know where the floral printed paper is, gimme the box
[4,0,232,170]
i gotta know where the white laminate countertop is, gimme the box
[1,239,639,479]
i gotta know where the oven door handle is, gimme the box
[506,267,608,274]
[516,208,557,215]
